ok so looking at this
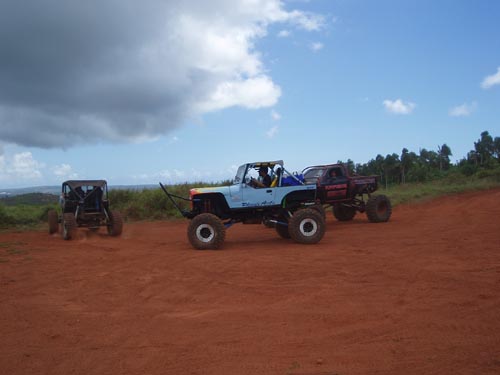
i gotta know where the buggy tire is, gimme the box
[366,195,392,223]
[288,208,325,244]
[107,210,123,236]
[332,204,357,221]
[188,213,226,250]
[62,213,77,240]
[48,209,59,234]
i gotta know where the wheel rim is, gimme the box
[196,224,215,243]
[299,218,317,237]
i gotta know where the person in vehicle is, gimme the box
[327,169,338,183]
[251,166,272,188]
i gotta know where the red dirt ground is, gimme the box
[1,189,500,375]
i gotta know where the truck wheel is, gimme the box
[310,204,326,220]
[332,204,356,221]
[366,195,392,223]
[48,209,59,234]
[62,213,77,240]
[107,210,123,236]
[188,213,226,250]
[288,208,325,244]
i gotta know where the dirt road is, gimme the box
[1,189,500,375]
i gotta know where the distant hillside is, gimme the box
[0,192,59,206]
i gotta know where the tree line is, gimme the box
[339,131,500,188]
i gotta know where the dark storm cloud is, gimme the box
[0,1,222,147]
[0,0,321,148]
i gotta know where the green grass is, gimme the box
[383,169,500,206]
[0,203,55,230]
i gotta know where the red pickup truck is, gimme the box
[302,163,392,223]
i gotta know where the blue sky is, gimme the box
[1,0,499,188]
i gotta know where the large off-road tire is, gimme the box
[48,209,59,234]
[332,204,357,221]
[310,204,326,220]
[366,195,392,223]
[187,213,226,250]
[288,208,325,244]
[62,213,77,240]
[107,210,123,236]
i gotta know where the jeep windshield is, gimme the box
[233,164,247,185]
[303,167,325,184]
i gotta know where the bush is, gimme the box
[0,203,53,229]
[108,184,195,221]
[476,166,500,181]
[0,204,14,227]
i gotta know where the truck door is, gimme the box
[324,167,348,199]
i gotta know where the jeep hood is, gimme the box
[190,186,231,197]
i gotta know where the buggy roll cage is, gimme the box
[62,180,108,202]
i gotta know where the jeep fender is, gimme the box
[281,190,316,210]
[192,192,231,218]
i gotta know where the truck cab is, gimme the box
[302,163,391,223]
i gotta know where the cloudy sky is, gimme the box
[1,0,499,188]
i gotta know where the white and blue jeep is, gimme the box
[161,160,326,250]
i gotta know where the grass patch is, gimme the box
[382,172,500,206]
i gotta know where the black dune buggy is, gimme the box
[48,180,123,240]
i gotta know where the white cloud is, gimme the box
[199,76,281,112]
[481,67,500,89]
[383,99,416,115]
[266,126,279,138]
[11,152,44,179]
[310,42,324,52]
[144,169,187,183]
[136,164,236,184]
[0,152,44,185]
[449,102,477,117]
[271,110,281,121]
[286,10,325,31]
[53,164,78,180]
[277,30,291,38]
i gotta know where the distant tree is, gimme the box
[400,148,410,184]
[419,148,439,170]
[437,143,452,171]
[474,131,494,166]
[374,154,386,186]
[493,136,500,161]
[383,153,400,187]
